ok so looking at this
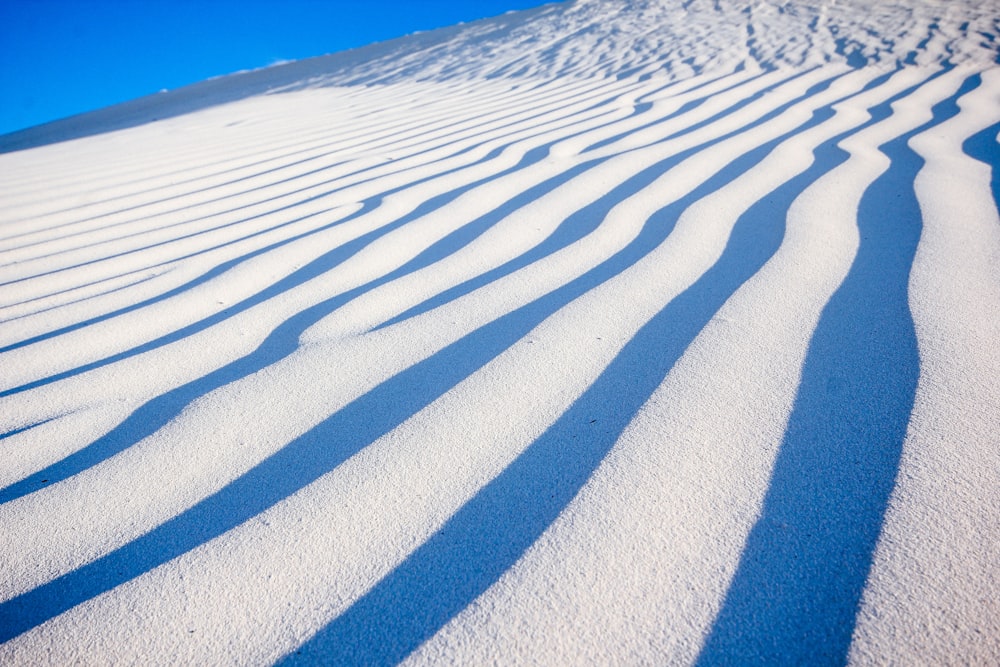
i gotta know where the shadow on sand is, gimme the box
[695,72,977,665]
[0,69,839,644]
[0,68,778,503]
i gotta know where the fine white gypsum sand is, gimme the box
[0,0,998,664]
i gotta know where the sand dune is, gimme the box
[1,0,998,663]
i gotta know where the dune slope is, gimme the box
[1,0,998,663]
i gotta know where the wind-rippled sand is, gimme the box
[1,0,998,663]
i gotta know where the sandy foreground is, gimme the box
[1,0,998,663]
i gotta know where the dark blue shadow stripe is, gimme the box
[0,418,56,441]
[962,120,1000,213]
[695,71,978,666]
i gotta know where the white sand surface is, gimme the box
[1,0,998,664]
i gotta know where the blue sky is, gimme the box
[0,0,551,136]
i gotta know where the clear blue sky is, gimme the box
[0,0,552,136]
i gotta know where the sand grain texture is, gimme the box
[1,0,998,664]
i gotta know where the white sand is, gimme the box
[1,0,998,664]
